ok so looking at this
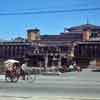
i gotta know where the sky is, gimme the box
[0,0,100,40]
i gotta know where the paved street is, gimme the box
[0,69,100,99]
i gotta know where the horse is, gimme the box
[20,63,34,80]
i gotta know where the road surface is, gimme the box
[0,70,100,99]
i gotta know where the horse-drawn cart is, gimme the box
[4,59,20,82]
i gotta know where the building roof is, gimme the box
[41,35,59,40]
[41,33,82,41]
[67,24,100,31]
[27,28,40,33]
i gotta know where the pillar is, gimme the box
[58,54,61,71]
[96,59,100,69]
[44,53,48,72]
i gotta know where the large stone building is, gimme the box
[0,23,100,70]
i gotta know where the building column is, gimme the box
[44,53,48,72]
[58,54,61,71]
[96,59,100,69]
[39,61,42,74]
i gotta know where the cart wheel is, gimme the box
[5,74,19,82]
[11,76,19,82]
[5,76,11,82]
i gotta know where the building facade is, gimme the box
[1,23,100,70]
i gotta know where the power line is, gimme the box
[0,7,100,16]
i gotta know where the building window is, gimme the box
[90,32,97,38]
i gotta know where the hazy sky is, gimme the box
[0,0,100,40]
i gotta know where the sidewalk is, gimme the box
[0,96,99,100]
